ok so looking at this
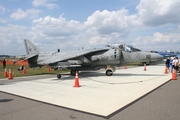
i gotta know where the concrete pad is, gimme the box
[0,65,171,116]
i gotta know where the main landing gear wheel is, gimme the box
[57,74,61,79]
[106,69,113,76]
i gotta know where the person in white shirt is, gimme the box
[173,57,179,73]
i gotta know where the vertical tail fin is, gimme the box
[24,39,43,67]
[24,39,42,55]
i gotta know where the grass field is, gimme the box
[0,59,142,79]
[0,64,68,79]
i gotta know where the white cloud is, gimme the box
[0,19,7,24]
[30,11,136,50]
[29,6,180,52]
[28,15,87,51]
[85,8,138,36]
[135,31,180,51]
[32,15,83,37]
[10,8,41,20]
[0,24,28,44]
[152,32,170,42]
[32,0,58,9]
[26,9,41,19]
[2,0,180,55]
[10,8,27,20]
[0,24,30,55]
[32,0,46,7]
[136,0,180,26]
[83,8,141,46]
[88,36,111,45]
[0,5,6,13]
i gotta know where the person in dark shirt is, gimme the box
[165,57,170,69]
[3,59,6,69]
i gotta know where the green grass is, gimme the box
[127,62,142,66]
[0,62,142,79]
[0,64,69,79]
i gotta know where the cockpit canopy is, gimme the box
[105,44,123,49]
[125,45,141,52]
[106,44,141,52]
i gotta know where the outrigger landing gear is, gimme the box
[57,73,61,79]
[57,67,62,79]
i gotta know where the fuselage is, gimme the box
[35,48,163,68]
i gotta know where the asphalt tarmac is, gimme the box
[0,73,180,120]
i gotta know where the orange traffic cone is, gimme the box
[22,67,26,74]
[8,69,13,80]
[73,71,80,87]
[124,65,127,69]
[48,67,50,72]
[172,69,177,80]
[144,64,147,71]
[4,68,8,77]
[164,67,168,74]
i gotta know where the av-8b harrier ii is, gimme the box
[24,39,163,78]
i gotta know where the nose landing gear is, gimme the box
[106,69,113,76]
[105,65,116,76]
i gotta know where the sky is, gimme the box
[0,0,180,55]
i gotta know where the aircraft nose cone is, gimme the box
[151,53,163,61]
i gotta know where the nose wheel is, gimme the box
[105,65,116,76]
[106,69,113,76]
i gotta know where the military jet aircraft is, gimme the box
[150,50,176,58]
[24,39,163,78]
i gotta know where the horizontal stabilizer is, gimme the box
[24,54,38,60]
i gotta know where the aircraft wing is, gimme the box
[38,48,109,65]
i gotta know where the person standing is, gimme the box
[172,57,179,73]
[174,57,179,73]
[3,59,6,69]
[165,57,170,70]
[13,59,16,66]
[169,57,174,73]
